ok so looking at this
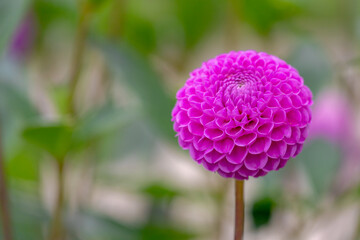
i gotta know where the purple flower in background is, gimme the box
[310,88,359,191]
[310,89,353,145]
[8,13,36,60]
[171,50,313,180]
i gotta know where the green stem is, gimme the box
[47,2,92,239]
[67,2,92,117]
[234,180,244,240]
[47,160,65,240]
[225,0,239,51]
[0,127,13,240]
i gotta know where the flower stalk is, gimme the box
[235,180,244,240]
[234,180,245,240]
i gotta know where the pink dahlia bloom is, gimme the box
[171,51,312,180]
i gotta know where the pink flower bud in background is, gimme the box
[311,88,360,191]
[310,88,354,145]
[8,13,36,60]
[172,50,313,180]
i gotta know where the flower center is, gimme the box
[238,82,245,88]
[216,70,259,107]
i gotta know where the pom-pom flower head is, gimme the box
[171,51,312,180]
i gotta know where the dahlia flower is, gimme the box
[171,50,312,180]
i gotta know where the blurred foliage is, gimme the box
[0,80,38,119]
[69,210,139,240]
[97,40,175,142]
[141,183,195,240]
[0,0,359,239]
[22,105,135,160]
[6,146,40,182]
[0,192,46,240]
[72,105,136,150]
[23,124,73,160]
[174,0,219,50]
[10,193,46,240]
[298,139,341,197]
[142,183,180,202]
[95,119,155,162]
[234,0,302,36]
[33,0,77,37]
[139,224,195,240]
[287,40,332,96]
[251,196,276,229]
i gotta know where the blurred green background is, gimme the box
[0,0,360,239]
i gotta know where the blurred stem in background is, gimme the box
[354,208,360,240]
[0,126,12,240]
[47,160,65,240]
[235,180,244,240]
[225,0,239,51]
[47,1,93,239]
[108,0,125,39]
[67,1,92,117]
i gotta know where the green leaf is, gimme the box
[251,196,276,229]
[3,122,41,183]
[142,183,180,201]
[7,147,40,182]
[1,108,40,184]
[22,124,73,160]
[298,139,340,197]
[22,105,135,159]
[94,40,176,143]
[0,0,30,56]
